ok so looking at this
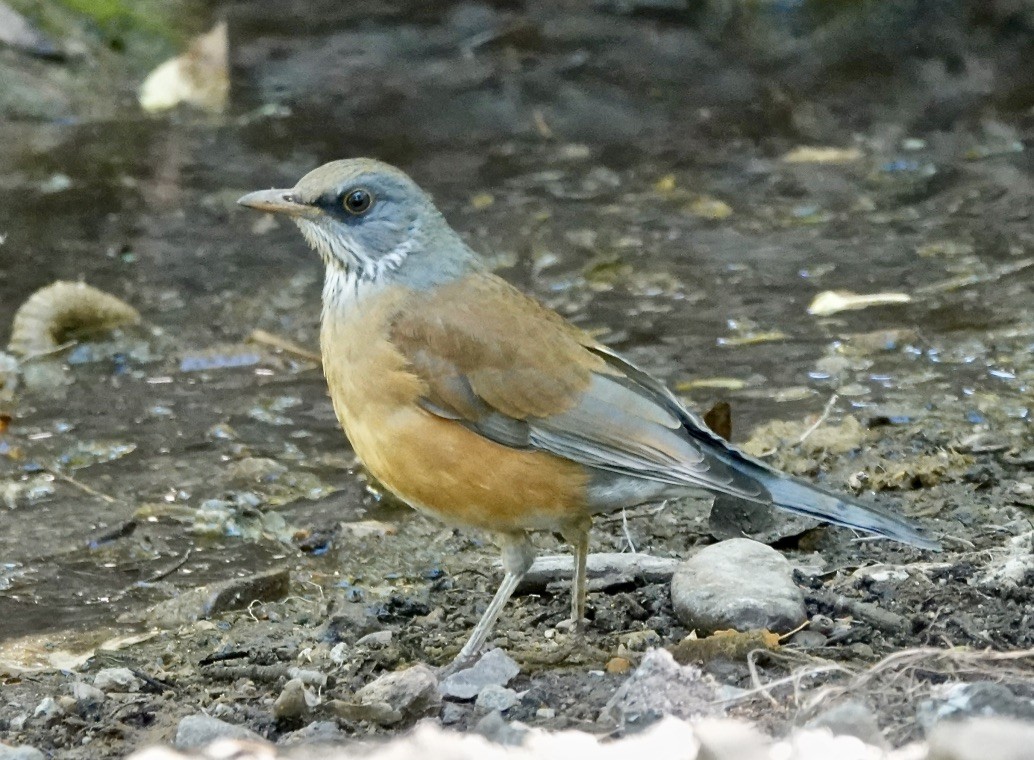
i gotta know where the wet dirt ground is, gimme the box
[1,1,1033,757]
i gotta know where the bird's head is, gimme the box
[238,158,477,286]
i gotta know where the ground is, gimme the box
[0,1,1033,757]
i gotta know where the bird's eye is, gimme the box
[342,188,373,215]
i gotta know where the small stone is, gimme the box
[274,678,318,721]
[671,539,805,634]
[599,648,723,730]
[348,664,441,726]
[441,702,470,725]
[356,630,393,648]
[174,714,265,749]
[277,720,347,746]
[439,648,520,700]
[918,682,1034,731]
[32,697,61,723]
[0,744,45,760]
[287,668,327,688]
[788,630,828,649]
[72,682,106,711]
[93,667,142,693]
[606,657,632,674]
[805,700,886,748]
[474,685,518,713]
[617,629,660,652]
[928,716,1034,760]
[145,568,290,627]
[473,710,528,746]
[535,707,556,720]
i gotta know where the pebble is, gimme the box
[286,668,327,688]
[356,630,393,648]
[0,744,45,760]
[928,716,1034,760]
[334,664,441,726]
[805,700,886,748]
[605,657,632,674]
[32,697,61,724]
[599,648,723,730]
[670,539,805,633]
[439,648,520,700]
[917,682,1034,731]
[71,682,106,711]
[472,710,528,746]
[145,568,290,627]
[174,714,266,749]
[93,667,142,693]
[441,702,471,725]
[273,678,318,721]
[474,685,518,713]
[277,720,347,746]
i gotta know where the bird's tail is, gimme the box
[747,465,941,550]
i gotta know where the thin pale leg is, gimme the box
[448,533,535,672]
[561,517,591,627]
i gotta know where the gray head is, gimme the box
[238,158,480,286]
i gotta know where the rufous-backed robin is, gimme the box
[239,159,938,668]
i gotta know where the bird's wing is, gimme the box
[389,273,766,501]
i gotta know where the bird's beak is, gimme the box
[237,188,317,218]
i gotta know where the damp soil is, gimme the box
[1,1,1034,757]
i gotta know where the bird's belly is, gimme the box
[347,403,589,532]
[322,311,589,534]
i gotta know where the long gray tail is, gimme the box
[749,465,940,550]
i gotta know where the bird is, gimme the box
[238,158,939,669]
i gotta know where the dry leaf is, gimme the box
[808,290,911,316]
[139,21,229,113]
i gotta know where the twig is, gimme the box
[247,329,321,363]
[46,466,117,505]
[141,549,192,584]
[796,394,838,445]
[621,508,637,553]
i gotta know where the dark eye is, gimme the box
[342,188,373,215]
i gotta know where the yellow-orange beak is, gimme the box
[237,188,317,218]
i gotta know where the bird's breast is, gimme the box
[319,281,590,533]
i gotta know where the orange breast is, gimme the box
[320,283,589,533]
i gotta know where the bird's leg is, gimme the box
[561,517,592,628]
[448,533,534,673]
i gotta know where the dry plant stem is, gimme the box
[247,329,322,363]
[46,466,117,505]
[796,394,839,445]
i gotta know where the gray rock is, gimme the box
[93,667,142,693]
[473,710,528,746]
[356,630,393,648]
[805,700,886,748]
[670,539,805,633]
[32,697,61,724]
[72,682,106,712]
[928,717,1034,760]
[174,714,265,749]
[277,720,348,746]
[439,648,520,700]
[599,648,724,730]
[441,702,471,725]
[337,664,441,726]
[918,682,1034,732]
[145,568,290,628]
[475,685,519,713]
[273,678,318,721]
[0,744,45,760]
